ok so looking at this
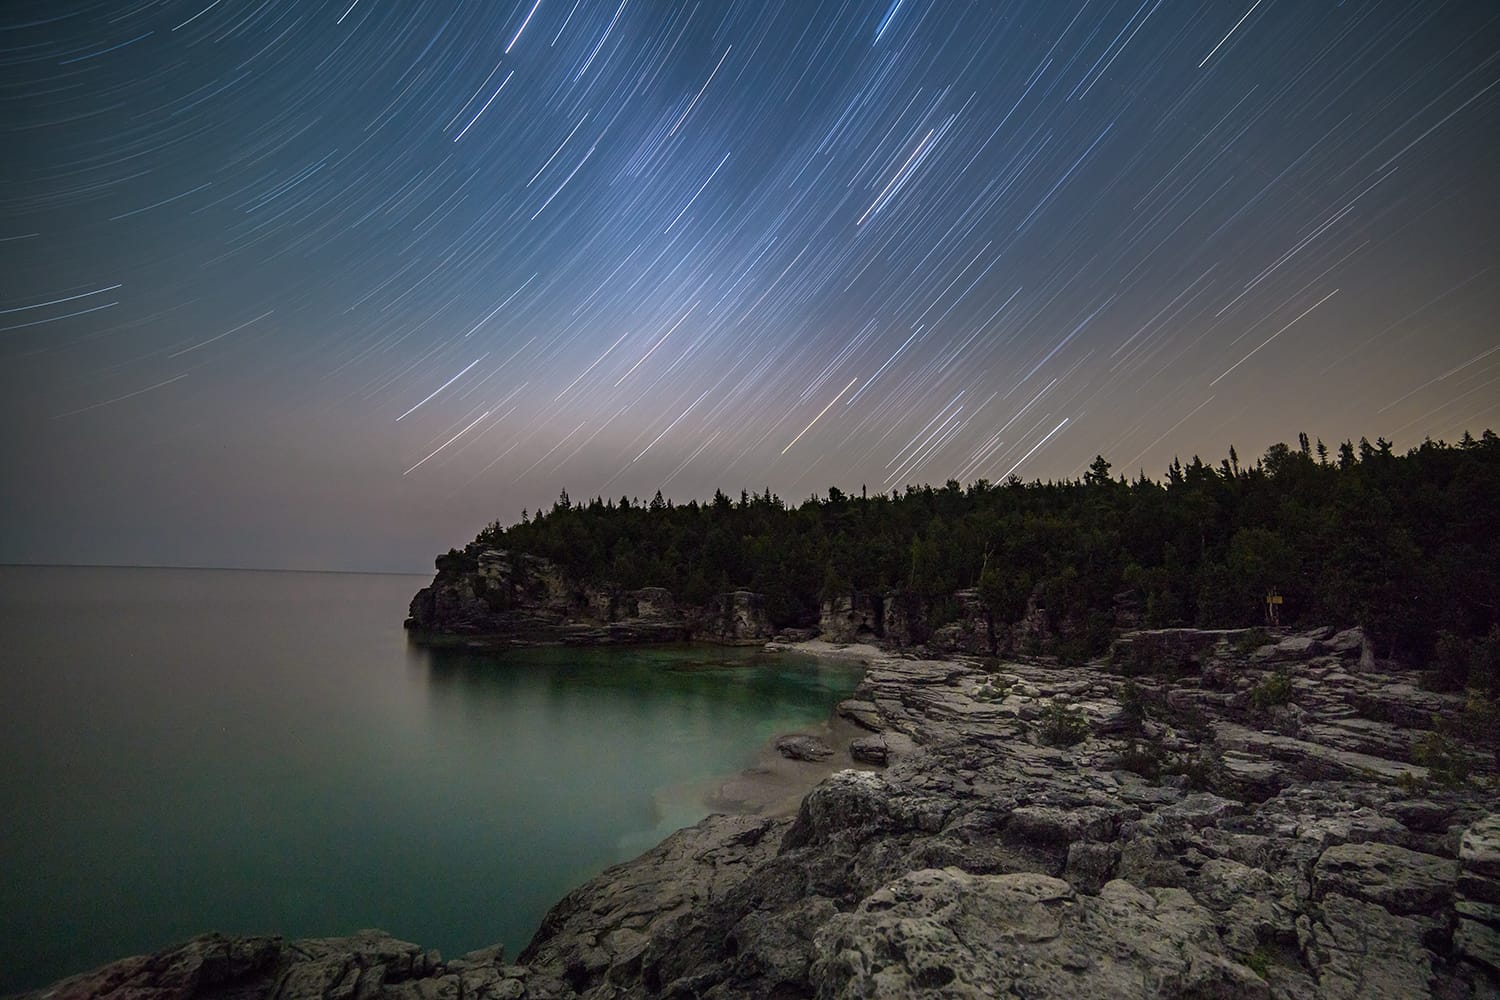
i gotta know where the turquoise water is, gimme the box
[0,566,862,994]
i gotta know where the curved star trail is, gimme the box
[2,1,1497,570]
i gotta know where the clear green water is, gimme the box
[0,566,862,994]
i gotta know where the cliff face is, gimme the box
[404,547,772,645]
[28,625,1500,999]
[408,544,1143,655]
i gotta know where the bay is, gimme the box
[0,565,861,994]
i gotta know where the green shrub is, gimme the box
[1115,739,1161,779]
[1428,632,1473,692]
[1245,946,1274,980]
[1038,702,1091,747]
[1162,751,1214,791]
[1118,679,1147,730]
[1412,731,1472,788]
[1426,627,1500,695]
[1439,691,1500,768]
[1251,670,1294,711]
[1232,628,1272,655]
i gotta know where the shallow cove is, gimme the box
[0,566,863,994]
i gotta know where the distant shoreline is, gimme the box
[0,562,430,578]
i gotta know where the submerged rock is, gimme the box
[775,734,835,761]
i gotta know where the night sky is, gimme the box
[2,1,1497,572]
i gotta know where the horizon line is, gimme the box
[0,561,429,577]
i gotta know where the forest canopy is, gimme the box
[463,431,1499,677]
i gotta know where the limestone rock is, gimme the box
[1462,815,1500,880]
[1456,814,1500,976]
[818,593,885,643]
[847,735,887,765]
[835,698,882,732]
[1312,842,1457,915]
[775,734,835,761]
[1304,892,1435,1000]
[13,932,442,1000]
[811,870,1266,999]
[405,547,769,646]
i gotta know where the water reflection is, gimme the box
[0,566,860,994]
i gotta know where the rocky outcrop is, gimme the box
[819,593,884,643]
[25,627,1500,999]
[404,547,771,645]
[11,930,530,1000]
[926,588,995,656]
[494,629,1498,998]
[707,590,773,645]
[1457,816,1500,975]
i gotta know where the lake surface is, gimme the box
[0,565,862,994]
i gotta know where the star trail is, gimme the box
[1,1,1497,571]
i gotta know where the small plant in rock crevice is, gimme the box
[1250,670,1294,712]
[1411,730,1473,789]
[1118,679,1148,731]
[1244,945,1283,980]
[1037,702,1091,747]
[1232,628,1273,655]
[1114,739,1162,779]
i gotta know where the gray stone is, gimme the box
[847,735,887,765]
[1006,805,1117,848]
[1312,842,1457,915]
[1305,893,1434,1000]
[835,698,882,732]
[1064,841,1118,894]
[1383,798,1454,833]
[1457,918,1500,974]
[1326,627,1366,655]
[775,734,835,761]
[810,871,1266,1000]
[1463,815,1500,880]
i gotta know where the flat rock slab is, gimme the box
[1313,842,1457,915]
[835,699,882,731]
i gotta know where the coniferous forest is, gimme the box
[463,431,1500,686]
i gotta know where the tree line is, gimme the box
[458,430,1499,685]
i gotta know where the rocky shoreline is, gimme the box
[19,627,1500,999]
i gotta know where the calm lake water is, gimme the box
[0,565,862,994]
